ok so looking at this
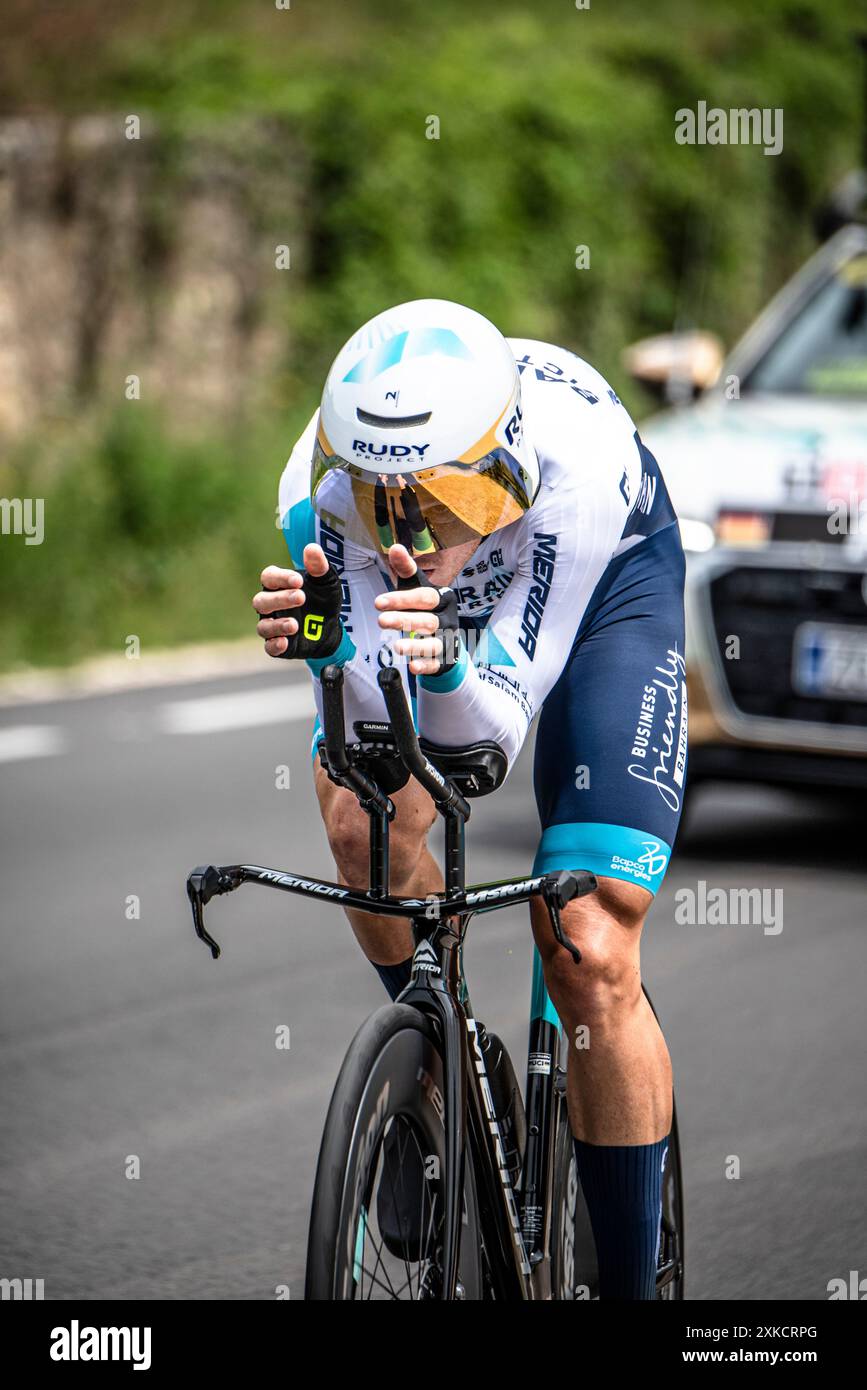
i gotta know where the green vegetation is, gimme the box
[0,409,306,668]
[0,0,861,668]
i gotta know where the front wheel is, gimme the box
[305,1004,487,1300]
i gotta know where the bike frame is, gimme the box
[186,663,597,1300]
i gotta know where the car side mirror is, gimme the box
[621,330,724,403]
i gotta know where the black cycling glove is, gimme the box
[269,562,344,661]
[397,569,462,676]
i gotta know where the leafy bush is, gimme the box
[0,409,306,668]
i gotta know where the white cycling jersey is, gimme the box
[279,339,674,769]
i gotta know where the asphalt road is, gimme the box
[1,667,864,1300]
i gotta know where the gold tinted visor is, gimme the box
[311,443,532,555]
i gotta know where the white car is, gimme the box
[628,223,867,792]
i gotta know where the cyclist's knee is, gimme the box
[320,788,370,883]
[389,787,438,887]
[532,878,650,1028]
[315,762,435,889]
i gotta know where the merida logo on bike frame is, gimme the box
[412,939,440,975]
[518,534,557,660]
[257,870,348,898]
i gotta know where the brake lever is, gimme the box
[541,870,597,965]
[186,864,242,960]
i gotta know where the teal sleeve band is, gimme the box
[281,497,316,567]
[309,716,323,763]
[306,628,356,677]
[419,641,469,694]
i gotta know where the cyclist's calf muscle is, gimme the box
[313,761,441,966]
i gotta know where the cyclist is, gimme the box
[253,299,687,1300]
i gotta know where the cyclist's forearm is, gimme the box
[417,651,528,767]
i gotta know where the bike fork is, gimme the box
[402,935,468,1301]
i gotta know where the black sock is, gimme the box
[371,956,413,1000]
[573,1134,669,1300]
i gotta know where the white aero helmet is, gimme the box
[311,298,539,555]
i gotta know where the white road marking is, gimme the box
[0,725,67,763]
[158,684,315,735]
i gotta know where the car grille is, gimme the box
[770,511,847,544]
[707,563,867,728]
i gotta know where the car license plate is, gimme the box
[792,622,867,698]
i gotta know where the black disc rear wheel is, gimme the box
[657,1103,685,1299]
[550,1099,599,1301]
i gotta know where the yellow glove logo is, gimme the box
[303,613,324,641]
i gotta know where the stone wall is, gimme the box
[0,116,299,440]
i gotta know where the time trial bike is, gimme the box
[186,663,684,1300]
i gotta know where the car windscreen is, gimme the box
[746,253,867,396]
